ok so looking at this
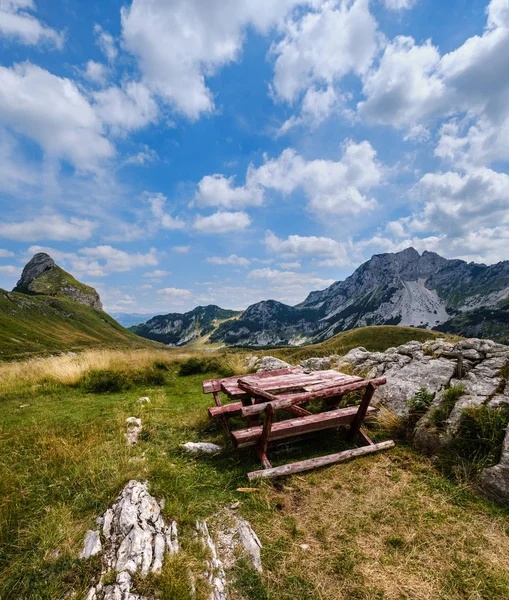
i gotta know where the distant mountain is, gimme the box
[0,253,158,359]
[111,313,158,328]
[200,248,509,347]
[130,305,241,346]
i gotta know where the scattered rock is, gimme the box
[125,417,142,446]
[253,356,291,372]
[181,442,222,454]
[83,480,178,600]
[19,404,30,408]
[81,530,102,559]
[299,544,310,551]
[137,397,150,404]
[246,356,259,370]
[300,355,340,371]
[196,520,227,600]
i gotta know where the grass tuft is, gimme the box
[430,385,465,429]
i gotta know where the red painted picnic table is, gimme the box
[203,366,394,480]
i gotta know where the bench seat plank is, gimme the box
[231,405,377,448]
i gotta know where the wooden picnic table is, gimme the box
[203,367,394,480]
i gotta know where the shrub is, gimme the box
[81,367,166,393]
[430,385,465,429]
[409,388,435,417]
[178,356,235,377]
[453,406,509,469]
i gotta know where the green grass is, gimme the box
[430,385,466,429]
[272,325,459,362]
[2,354,509,599]
[0,289,159,360]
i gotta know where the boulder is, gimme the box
[300,355,339,371]
[374,357,456,417]
[482,424,509,502]
[254,356,292,372]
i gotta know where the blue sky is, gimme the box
[0,0,508,315]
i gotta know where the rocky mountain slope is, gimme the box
[205,248,509,347]
[13,253,103,310]
[130,305,240,346]
[0,254,157,359]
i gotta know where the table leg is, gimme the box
[257,403,274,469]
[348,383,375,441]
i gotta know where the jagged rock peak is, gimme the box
[13,252,103,311]
[15,252,55,290]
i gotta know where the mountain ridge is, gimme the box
[133,248,509,347]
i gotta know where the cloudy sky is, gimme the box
[0,0,508,315]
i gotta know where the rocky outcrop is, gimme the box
[83,480,178,600]
[15,252,55,289]
[196,509,263,599]
[338,337,509,500]
[13,252,103,310]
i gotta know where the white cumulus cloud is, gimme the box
[193,211,251,233]
[0,215,96,242]
[0,0,64,48]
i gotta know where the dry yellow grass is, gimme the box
[246,448,509,599]
[0,348,200,392]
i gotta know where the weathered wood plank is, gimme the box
[202,379,221,394]
[208,402,243,419]
[231,405,377,448]
[219,367,305,399]
[240,377,387,418]
[239,370,357,393]
[247,440,395,480]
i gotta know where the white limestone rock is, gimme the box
[81,530,102,559]
[125,417,142,446]
[196,521,227,600]
[300,355,340,371]
[375,357,456,417]
[181,442,222,454]
[83,480,179,600]
[137,396,150,404]
[254,356,291,372]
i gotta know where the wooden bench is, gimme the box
[203,369,394,479]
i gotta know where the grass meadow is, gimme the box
[1,348,509,599]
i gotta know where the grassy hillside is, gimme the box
[1,349,509,599]
[0,289,159,360]
[272,325,459,362]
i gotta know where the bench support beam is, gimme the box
[248,440,395,480]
